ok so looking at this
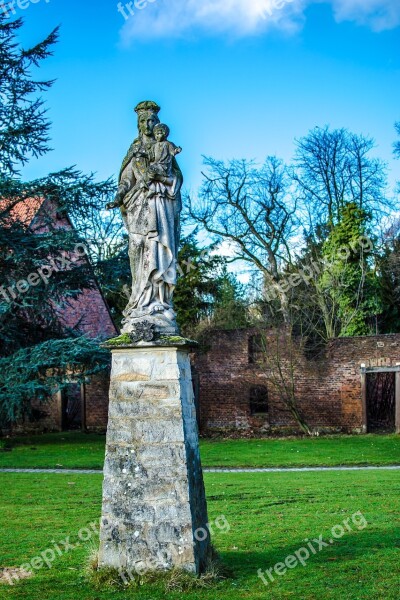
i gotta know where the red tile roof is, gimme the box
[0,196,46,227]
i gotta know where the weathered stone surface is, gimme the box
[106,101,182,337]
[98,345,211,575]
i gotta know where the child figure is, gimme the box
[106,124,182,210]
[148,123,182,181]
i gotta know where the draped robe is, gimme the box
[118,137,183,320]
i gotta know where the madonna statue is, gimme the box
[107,101,183,338]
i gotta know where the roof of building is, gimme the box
[0,194,118,339]
[0,196,46,228]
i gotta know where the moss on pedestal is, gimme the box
[104,334,132,347]
[103,334,197,348]
[159,335,188,343]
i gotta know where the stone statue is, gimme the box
[107,101,183,338]
[100,102,210,578]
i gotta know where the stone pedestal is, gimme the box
[98,341,211,576]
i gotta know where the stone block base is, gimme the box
[98,343,211,575]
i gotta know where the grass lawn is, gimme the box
[0,432,399,469]
[0,470,399,599]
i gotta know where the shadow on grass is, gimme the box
[218,525,400,582]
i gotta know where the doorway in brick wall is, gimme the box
[61,384,83,431]
[364,369,399,433]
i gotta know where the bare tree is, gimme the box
[68,193,126,263]
[253,328,313,435]
[394,122,400,160]
[294,126,389,235]
[186,156,297,322]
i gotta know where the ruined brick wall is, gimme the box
[322,335,400,431]
[12,394,63,434]
[194,329,400,436]
[14,324,400,436]
[13,371,111,434]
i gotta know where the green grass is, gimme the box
[0,470,399,599]
[0,432,106,470]
[0,432,399,469]
[200,435,400,468]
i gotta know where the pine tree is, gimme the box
[212,267,249,330]
[173,236,250,337]
[0,16,56,176]
[0,15,114,425]
[174,236,224,336]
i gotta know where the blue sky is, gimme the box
[16,0,400,193]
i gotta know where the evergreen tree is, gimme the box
[174,236,250,336]
[377,238,400,334]
[377,122,400,333]
[0,15,114,425]
[94,244,131,328]
[174,236,224,336]
[212,267,250,330]
[0,16,56,176]
[319,203,381,336]
[67,193,129,328]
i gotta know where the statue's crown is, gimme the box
[134,101,161,115]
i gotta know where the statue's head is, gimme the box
[154,123,170,142]
[135,101,161,138]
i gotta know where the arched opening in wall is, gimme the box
[366,372,396,433]
[250,386,268,416]
[248,334,265,364]
[61,383,83,431]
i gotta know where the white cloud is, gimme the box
[119,0,400,42]
[331,0,400,32]
[119,0,304,42]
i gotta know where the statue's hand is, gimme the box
[106,192,123,210]
[148,170,166,183]
[106,200,120,210]
[139,180,150,191]
[157,175,172,186]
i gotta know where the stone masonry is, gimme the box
[98,342,211,575]
[195,329,400,435]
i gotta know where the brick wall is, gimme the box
[14,394,63,434]
[15,371,111,434]
[14,326,400,437]
[194,329,400,436]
